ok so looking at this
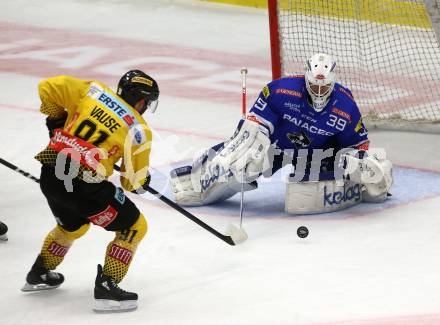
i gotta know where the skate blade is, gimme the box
[93,299,137,313]
[0,234,7,241]
[21,282,60,292]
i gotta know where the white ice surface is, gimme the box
[0,1,440,325]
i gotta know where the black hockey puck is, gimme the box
[297,226,309,238]
[0,222,7,236]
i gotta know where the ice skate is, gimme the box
[21,255,64,292]
[93,264,138,313]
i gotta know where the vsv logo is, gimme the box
[200,164,232,191]
[323,183,362,206]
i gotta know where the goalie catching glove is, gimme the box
[170,118,271,206]
[341,149,393,202]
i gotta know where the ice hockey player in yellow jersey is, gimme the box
[21,70,159,312]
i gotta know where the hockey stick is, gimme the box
[0,157,40,183]
[112,164,247,246]
[140,182,247,246]
[0,156,247,245]
[239,67,248,229]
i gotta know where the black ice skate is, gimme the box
[21,255,64,292]
[93,264,138,312]
[0,221,8,241]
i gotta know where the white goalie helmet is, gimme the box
[305,53,336,112]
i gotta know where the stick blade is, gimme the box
[225,224,248,245]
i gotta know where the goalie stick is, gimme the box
[0,157,247,246]
[239,67,248,229]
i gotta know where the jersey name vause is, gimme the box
[282,113,334,136]
[90,106,122,133]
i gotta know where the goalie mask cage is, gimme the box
[268,0,440,132]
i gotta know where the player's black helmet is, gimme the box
[117,70,159,114]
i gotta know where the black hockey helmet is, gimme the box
[117,70,159,114]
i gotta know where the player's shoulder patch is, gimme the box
[262,85,270,98]
[354,117,363,132]
[354,117,368,136]
[87,82,104,99]
[128,124,150,145]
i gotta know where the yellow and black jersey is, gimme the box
[35,75,151,192]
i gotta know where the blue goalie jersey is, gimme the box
[248,75,369,154]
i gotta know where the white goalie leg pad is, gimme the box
[170,164,256,206]
[170,165,204,206]
[170,120,269,206]
[343,150,393,203]
[285,177,363,214]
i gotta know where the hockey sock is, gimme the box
[40,223,90,270]
[103,214,147,283]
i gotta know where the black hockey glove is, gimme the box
[46,113,67,138]
[131,174,151,195]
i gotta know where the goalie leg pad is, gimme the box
[170,165,257,206]
[170,166,204,206]
[285,177,362,214]
[170,119,270,206]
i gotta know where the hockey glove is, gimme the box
[211,118,271,180]
[46,112,67,138]
[341,149,393,202]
